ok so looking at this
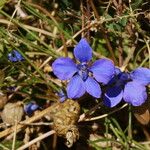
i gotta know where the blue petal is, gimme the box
[104,85,123,107]
[85,77,101,98]
[52,57,78,80]
[130,67,150,85]
[74,38,92,63]
[115,67,121,75]
[123,81,147,106]
[24,102,39,115]
[15,51,23,60]
[67,75,86,99]
[90,59,115,84]
[8,55,17,62]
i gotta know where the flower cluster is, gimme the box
[52,38,150,107]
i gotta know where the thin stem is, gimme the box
[83,103,128,122]
[0,144,9,150]
[144,39,150,68]
[81,0,85,38]
[105,117,109,148]
[122,45,136,68]
[0,19,56,38]
[128,105,132,141]
[12,121,18,150]
[7,0,22,29]
[118,39,123,67]
[89,0,118,65]
[86,0,91,41]
[17,130,56,150]
[60,33,68,57]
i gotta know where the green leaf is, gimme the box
[106,23,115,31]
[131,0,143,10]
[1,140,23,149]
[26,32,37,41]
[114,24,122,31]
[0,0,7,9]
[120,18,128,27]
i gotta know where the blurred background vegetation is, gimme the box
[0,0,150,149]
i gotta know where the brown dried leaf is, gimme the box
[0,69,5,84]
[133,98,150,125]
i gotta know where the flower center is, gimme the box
[77,63,89,81]
[116,72,131,87]
[119,72,130,81]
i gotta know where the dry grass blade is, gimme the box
[17,130,56,150]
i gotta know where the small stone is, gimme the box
[1,102,24,125]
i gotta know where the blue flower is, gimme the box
[24,102,39,115]
[104,67,150,107]
[52,38,115,99]
[8,50,24,62]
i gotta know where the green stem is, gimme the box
[128,105,132,141]
[105,117,109,149]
